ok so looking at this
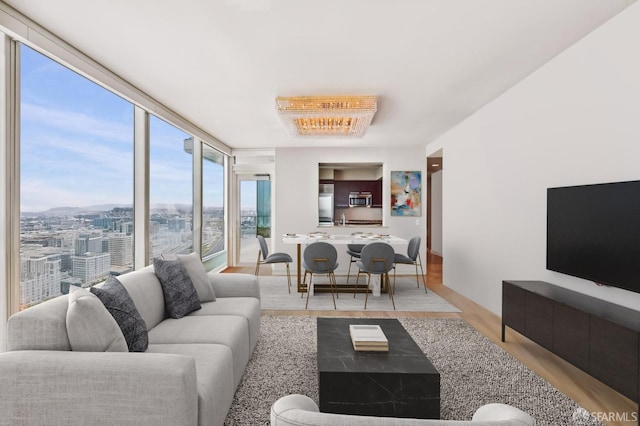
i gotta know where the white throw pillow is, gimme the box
[177,252,216,302]
[66,285,128,352]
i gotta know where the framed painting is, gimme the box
[390,171,421,216]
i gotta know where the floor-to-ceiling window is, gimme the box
[4,25,230,317]
[19,45,134,309]
[148,116,193,260]
[202,144,225,259]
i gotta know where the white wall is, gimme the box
[273,147,426,275]
[430,170,443,256]
[428,2,640,315]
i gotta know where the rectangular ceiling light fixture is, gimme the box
[275,96,377,138]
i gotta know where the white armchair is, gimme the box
[271,394,535,426]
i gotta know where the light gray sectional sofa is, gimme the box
[0,262,261,426]
[271,394,536,426]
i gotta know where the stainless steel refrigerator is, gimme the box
[318,184,334,226]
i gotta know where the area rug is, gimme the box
[224,316,602,426]
[258,275,460,312]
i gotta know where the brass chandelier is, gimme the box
[275,95,377,138]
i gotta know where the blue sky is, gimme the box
[20,45,226,212]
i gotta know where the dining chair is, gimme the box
[302,242,339,309]
[255,235,293,293]
[393,236,427,293]
[353,242,396,310]
[345,244,365,284]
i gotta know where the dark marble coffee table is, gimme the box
[317,317,440,419]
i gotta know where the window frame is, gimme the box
[0,6,231,320]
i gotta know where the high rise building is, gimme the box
[75,234,104,255]
[71,252,111,285]
[168,217,186,232]
[20,254,61,307]
[108,233,133,267]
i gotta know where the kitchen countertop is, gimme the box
[318,224,387,228]
[321,219,384,227]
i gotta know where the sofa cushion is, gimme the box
[91,275,149,352]
[66,286,128,352]
[177,252,216,302]
[189,297,261,352]
[147,343,234,426]
[117,266,166,331]
[148,315,250,387]
[208,272,261,299]
[153,257,202,319]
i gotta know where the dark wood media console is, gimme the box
[502,280,640,403]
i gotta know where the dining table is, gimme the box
[282,232,408,294]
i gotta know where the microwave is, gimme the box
[348,192,372,207]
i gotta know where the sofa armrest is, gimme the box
[208,272,261,300]
[0,351,198,426]
[472,403,535,425]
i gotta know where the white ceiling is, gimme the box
[5,0,636,150]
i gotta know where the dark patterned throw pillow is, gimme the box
[153,257,202,319]
[90,275,149,352]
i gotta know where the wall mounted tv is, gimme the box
[547,180,640,294]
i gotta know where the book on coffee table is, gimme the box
[349,324,389,351]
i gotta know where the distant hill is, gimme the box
[21,203,198,218]
[21,204,133,217]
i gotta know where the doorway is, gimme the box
[427,153,443,282]
[237,175,271,265]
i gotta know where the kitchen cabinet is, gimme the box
[334,181,350,208]
[371,179,382,207]
[333,180,383,208]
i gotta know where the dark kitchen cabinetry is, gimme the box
[370,179,383,207]
[334,181,350,208]
[333,180,383,208]
[502,280,640,402]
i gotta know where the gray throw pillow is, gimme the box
[177,252,216,302]
[153,257,202,319]
[90,275,149,352]
[66,285,128,352]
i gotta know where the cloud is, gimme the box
[21,102,132,145]
[18,102,218,209]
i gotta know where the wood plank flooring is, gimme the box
[227,253,638,425]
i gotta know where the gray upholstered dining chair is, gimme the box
[393,236,427,293]
[255,235,293,293]
[345,243,364,284]
[302,242,339,309]
[353,242,396,310]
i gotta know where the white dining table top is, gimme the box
[282,232,407,245]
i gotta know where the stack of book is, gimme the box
[349,324,389,352]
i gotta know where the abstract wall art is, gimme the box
[390,171,422,216]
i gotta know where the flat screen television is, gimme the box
[547,180,640,293]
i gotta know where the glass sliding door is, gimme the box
[238,176,271,265]
[256,180,271,238]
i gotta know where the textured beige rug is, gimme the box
[224,316,602,426]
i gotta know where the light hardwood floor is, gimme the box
[229,254,638,426]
